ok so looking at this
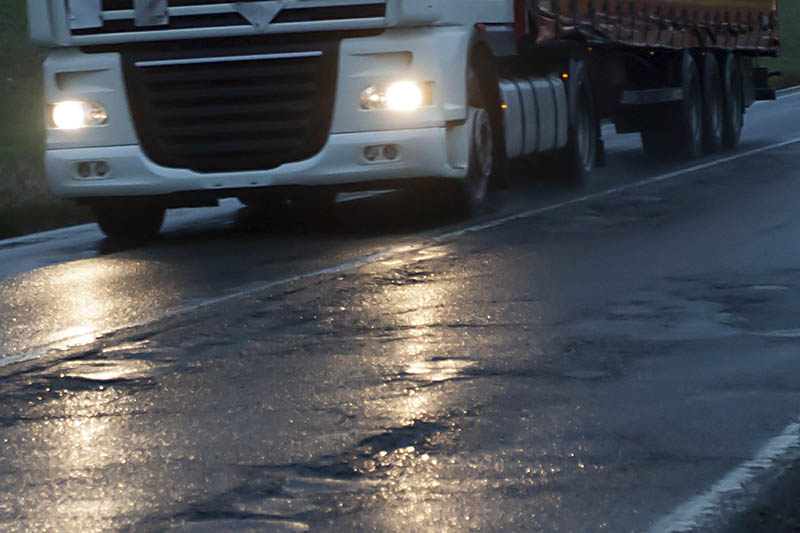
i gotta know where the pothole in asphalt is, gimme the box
[753,328,800,339]
[175,518,310,532]
[53,359,169,382]
[402,358,477,383]
[747,284,789,291]
[561,370,612,380]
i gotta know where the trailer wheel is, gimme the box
[701,53,724,154]
[93,201,165,241]
[721,53,745,149]
[563,61,598,184]
[679,55,704,159]
[643,54,703,159]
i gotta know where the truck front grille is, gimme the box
[121,41,338,173]
[72,1,386,37]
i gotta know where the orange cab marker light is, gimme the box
[561,73,569,79]
[501,104,508,110]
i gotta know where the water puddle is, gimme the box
[753,328,800,339]
[403,358,476,383]
[176,519,309,532]
[747,284,789,291]
[53,358,168,382]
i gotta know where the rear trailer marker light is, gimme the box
[51,101,107,129]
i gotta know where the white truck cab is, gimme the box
[30,1,770,239]
[30,0,517,238]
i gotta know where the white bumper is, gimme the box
[46,127,465,198]
[42,27,473,199]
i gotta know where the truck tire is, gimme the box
[701,53,725,154]
[563,60,598,185]
[93,201,165,241]
[641,54,703,160]
[448,64,496,215]
[721,53,745,149]
[678,54,705,159]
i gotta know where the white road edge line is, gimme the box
[3,135,800,370]
[433,136,800,241]
[649,422,800,532]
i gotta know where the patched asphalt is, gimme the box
[1,96,800,531]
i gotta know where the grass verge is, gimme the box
[765,2,800,89]
[0,3,92,239]
[0,203,93,239]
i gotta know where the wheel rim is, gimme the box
[576,89,595,171]
[731,70,743,130]
[689,81,702,151]
[470,107,493,203]
[711,77,724,140]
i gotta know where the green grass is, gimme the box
[765,2,800,88]
[0,3,89,238]
[0,3,46,168]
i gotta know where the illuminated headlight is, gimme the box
[360,81,429,111]
[51,101,108,130]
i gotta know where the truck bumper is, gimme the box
[46,127,465,199]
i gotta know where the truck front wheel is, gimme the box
[563,61,598,184]
[447,64,497,215]
[92,201,166,241]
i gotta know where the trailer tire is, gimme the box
[721,53,745,149]
[93,201,165,241]
[563,60,598,184]
[642,54,703,160]
[701,53,725,154]
[679,54,705,159]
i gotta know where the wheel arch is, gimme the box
[466,38,508,188]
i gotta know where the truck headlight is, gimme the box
[360,81,429,111]
[51,101,108,130]
[385,81,424,111]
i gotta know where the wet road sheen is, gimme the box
[2,94,800,531]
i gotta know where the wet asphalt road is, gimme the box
[2,92,800,532]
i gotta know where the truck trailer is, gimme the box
[28,0,780,239]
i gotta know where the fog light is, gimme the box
[95,161,110,177]
[364,145,381,161]
[385,81,423,112]
[51,101,108,129]
[77,162,92,178]
[383,144,399,160]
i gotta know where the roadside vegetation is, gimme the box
[0,4,91,239]
[0,3,796,239]
[764,2,800,89]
